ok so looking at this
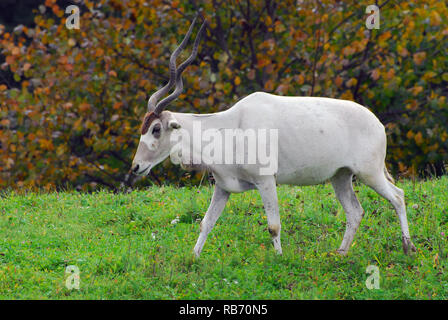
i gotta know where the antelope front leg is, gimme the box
[256,177,282,254]
[194,185,230,258]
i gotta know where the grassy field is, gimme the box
[0,177,447,299]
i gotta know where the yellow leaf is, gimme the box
[346,78,357,88]
[274,22,285,33]
[414,132,423,145]
[423,71,436,81]
[428,143,439,152]
[441,132,448,142]
[234,76,241,86]
[264,79,274,91]
[430,11,441,26]
[340,90,353,100]
[398,162,407,172]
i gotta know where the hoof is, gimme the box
[193,248,201,259]
[325,251,338,257]
[402,237,417,255]
[336,248,348,256]
[272,237,282,255]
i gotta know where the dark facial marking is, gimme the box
[140,112,159,135]
[152,123,162,138]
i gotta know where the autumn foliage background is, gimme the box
[0,0,447,191]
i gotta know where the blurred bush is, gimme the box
[0,0,447,190]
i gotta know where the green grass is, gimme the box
[0,177,447,299]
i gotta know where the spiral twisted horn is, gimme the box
[153,21,206,115]
[147,15,199,112]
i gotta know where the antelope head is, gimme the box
[131,17,206,176]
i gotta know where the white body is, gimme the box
[132,92,416,257]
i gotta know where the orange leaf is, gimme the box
[95,48,105,57]
[79,103,91,112]
[247,70,256,80]
[5,55,15,65]
[12,47,20,56]
[414,132,423,145]
[257,58,270,68]
[335,76,343,87]
[264,80,274,91]
[371,69,380,81]
[411,86,423,96]
[413,52,426,66]
[58,55,68,64]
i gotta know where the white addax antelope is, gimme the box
[131,17,416,257]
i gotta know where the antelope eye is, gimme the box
[152,124,161,138]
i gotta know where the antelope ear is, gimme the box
[168,119,181,129]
